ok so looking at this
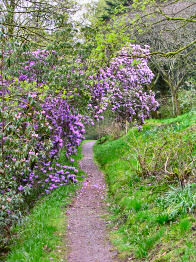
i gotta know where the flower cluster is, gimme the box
[87,69,109,121]
[18,49,57,86]
[42,96,85,159]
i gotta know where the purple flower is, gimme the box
[19,74,28,81]
[18,185,24,191]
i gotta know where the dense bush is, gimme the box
[127,123,195,187]
[0,81,83,246]
[157,87,196,119]
[91,44,159,127]
[178,88,196,114]
[0,47,87,248]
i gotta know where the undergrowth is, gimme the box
[94,112,196,262]
[3,145,85,262]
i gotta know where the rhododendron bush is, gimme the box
[0,83,83,244]
[0,42,158,247]
[0,48,86,245]
[91,44,159,126]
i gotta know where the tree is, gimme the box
[123,0,196,56]
[90,0,195,57]
[130,0,196,116]
[0,0,74,43]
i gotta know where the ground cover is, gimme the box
[3,146,84,262]
[94,112,196,261]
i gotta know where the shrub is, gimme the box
[156,95,174,119]
[178,88,196,114]
[127,125,195,186]
[86,116,124,141]
[0,80,83,248]
[100,121,124,140]
[155,85,196,119]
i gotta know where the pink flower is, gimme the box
[31,93,37,98]
[29,150,34,155]
[32,133,38,138]
[14,113,21,119]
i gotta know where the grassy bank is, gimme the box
[4,146,85,262]
[94,112,196,262]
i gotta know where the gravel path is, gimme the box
[66,141,118,262]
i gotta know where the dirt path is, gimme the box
[66,141,118,262]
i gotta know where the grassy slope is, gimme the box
[94,112,196,262]
[5,145,85,262]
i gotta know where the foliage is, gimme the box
[0,81,83,247]
[0,40,85,249]
[133,0,196,117]
[90,0,196,118]
[94,0,131,21]
[178,85,196,114]
[157,184,196,220]
[127,124,195,186]
[0,0,73,43]
[158,86,196,119]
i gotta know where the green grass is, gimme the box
[94,112,196,262]
[4,145,85,262]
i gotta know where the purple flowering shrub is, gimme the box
[0,48,98,246]
[108,44,158,125]
[87,69,109,122]
[42,96,85,159]
[0,85,84,191]
[90,44,159,127]
[16,49,57,86]
[0,81,83,244]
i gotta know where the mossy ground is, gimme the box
[94,112,196,262]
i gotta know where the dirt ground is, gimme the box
[66,141,118,262]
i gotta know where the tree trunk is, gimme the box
[5,0,16,37]
[171,88,180,116]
